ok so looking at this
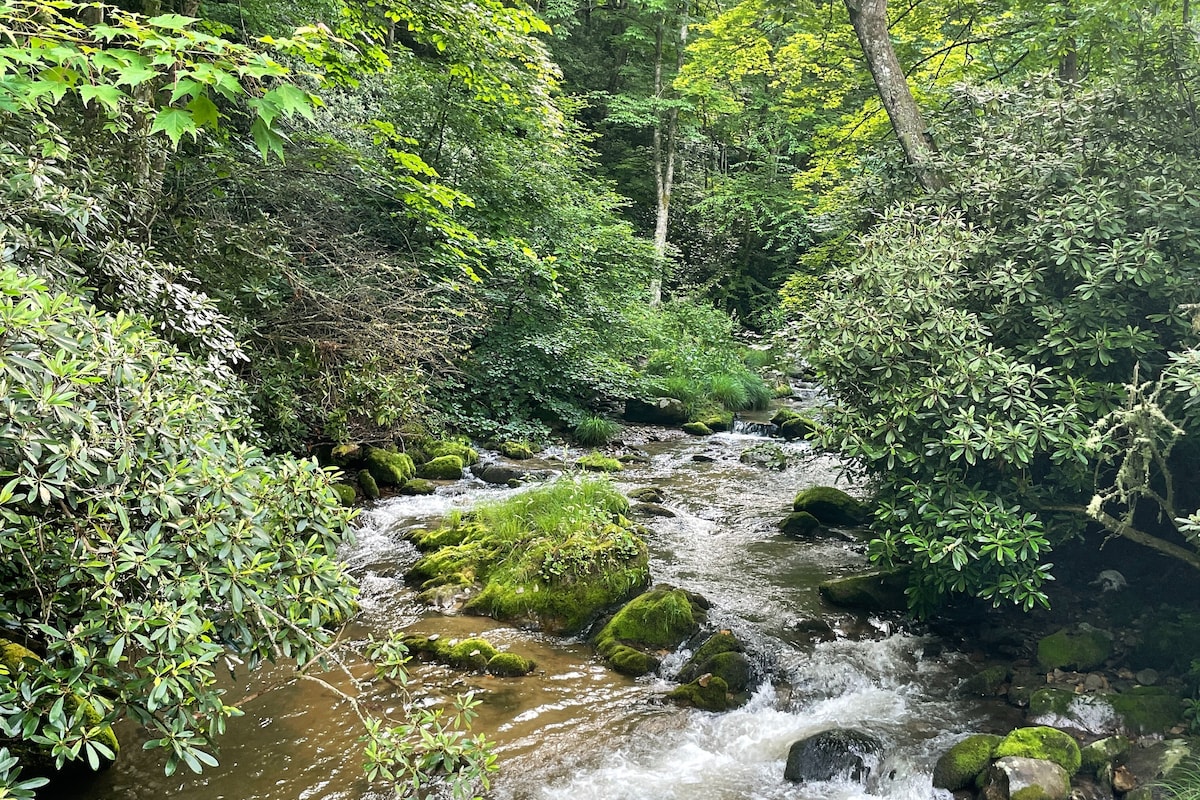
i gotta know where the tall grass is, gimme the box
[708,373,749,410]
[574,414,620,446]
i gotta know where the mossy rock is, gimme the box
[577,452,622,472]
[448,638,500,671]
[332,482,358,506]
[696,651,752,693]
[818,570,908,611]
[960,665,1010,697]
[1079,736,1132,775]
[487,652,536,677]
[792,486,868,526]
[933,734,1002,791]
[1,638,120,771]
[1028,688,1075,718]
[773,383,794,399]
[627,486,665,503]
[417,455,465,480]
[667,675,729,712]
[1109,687,1183,734]
[778,416,816,441]
[500,441,535,460]
[682,422,713,436]
[994,727,1081,776]
[684,632,742,669]
[604,644,660,676]
[780,511,820,538]
[771,408,802,426]
[357,469,380,500]
[400,478,437,496]
[1036,627,1111,671]
[330,442,362,466]
[411,522,482,551]
[693,409,734,432]
[594,585,707,676]
[364,447,416,486]
[429,441,479,466]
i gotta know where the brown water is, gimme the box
[75,424,992,800]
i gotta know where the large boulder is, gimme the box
[473,463,527,485]
[594,585,708,676]
[981,757,1070,800]
[624,397,689,426]
[417,455,464,480]
[994,727,1080,775]
[364,447,416,486]
[933,734,1002,791]
[784,729,883,784]
[792,486,868,526]
[818,570,908,611]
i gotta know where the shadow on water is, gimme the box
[74,429,998,800]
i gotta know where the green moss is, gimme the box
[1029,688,1075,717]
[1109,686,1183,734]
[773,383,793,399]
[487,652,535,677]
[417,455,464,480]
[332,482,358,506]
[770,408,802,426]
[667,675,729,712]
[778,416,815,441]
[994,726,1081,775]
[780,511,819,537]
[682,422,713,436]
[400,478,437,495]
[411,522,482,551]
[593,586,706,677]
[1079,736,1131,775]
[688,632,742,666]
[364,447,416,486]
[357,469,380,500]
[818,570,908,611]
[792,486,867,525]
[693,409,734,432]
[1036,628,1112,671]
[577,452,623,472]
[627,487,665,503]
[330,442,361,465]
[932,734,1001,791]
[448,638,499,670]
[700,651,752,693]
[500,441,535,460]
[408,477,649,634]
[605,644,660,676]
[429,441,479,466]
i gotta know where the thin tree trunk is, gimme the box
[843,0,945,192]
[649,12,686,306]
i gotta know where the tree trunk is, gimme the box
[843,0,944,192]
[649,12,686,306]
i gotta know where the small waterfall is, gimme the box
[731,419,778,437]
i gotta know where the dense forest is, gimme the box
[3,0,1200,796]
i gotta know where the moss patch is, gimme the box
[778,416,815,441]
[933,734,1001,791]
[1036,627,1111,671]
[487,652,535,677]
[403,635,533,677]
[364,447,416,486]
[693,409,733,432]
[994,727,1081,775]
[1109,687,1183,734]
[500,441,535,460]
[417,455,464,480]
[401,478,437,495]
[682,422,712,436]
[667,675,729,711]
[332,482,358,506]
[594,585,707,676]
[357,469,380,500]
[577,452,623,472]
[792,486,867,526]
[407,477,648,634]
[429,441,479,466]
[1080,736,1131,775]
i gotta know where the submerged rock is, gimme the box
[627,486,665,503]
[739,442,788,470]
[783,729,882,784]
[818,570,908,611]
[780,511,820,538]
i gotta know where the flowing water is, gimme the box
[76,418,999,800]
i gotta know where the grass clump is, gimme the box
[575,414,621,446]
[407,477,647,634]
[708,373,749,411]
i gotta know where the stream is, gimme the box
[76,421,1003,800]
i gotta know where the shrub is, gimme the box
[575,414,621,446]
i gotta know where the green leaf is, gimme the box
[148,107,199,147]
[78,83,125,112]
[146,13,198,30]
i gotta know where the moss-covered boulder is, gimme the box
[994,727,1081,776]
[818,570,908,611]
[1,638,120,771]
[778,416,816,441]
[984,756,1070,800]
[780,511,820,538]
[594,585,707,676]
[417,455,464,480]
[693,409,734,432]
[667,675,729,712]
[792,486,867,526]
[628,487,665,503]
[933,734,1001,791]
[429,441,479,466]
[682,422,713,436]
[400,478,437,495]
[771,408,802,426]
[577,452,622,472]
[677,631,751,692]
[407,478,649,634]
[330,442,362,465]
[1109,687,1183,734]
[500,441,535,460]
[960,665,1010,697]
[357,469,380,500]
[487,652,536,677]
[1036,627,1111,671]
[364,447,416,486]
[332,482,358,506]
